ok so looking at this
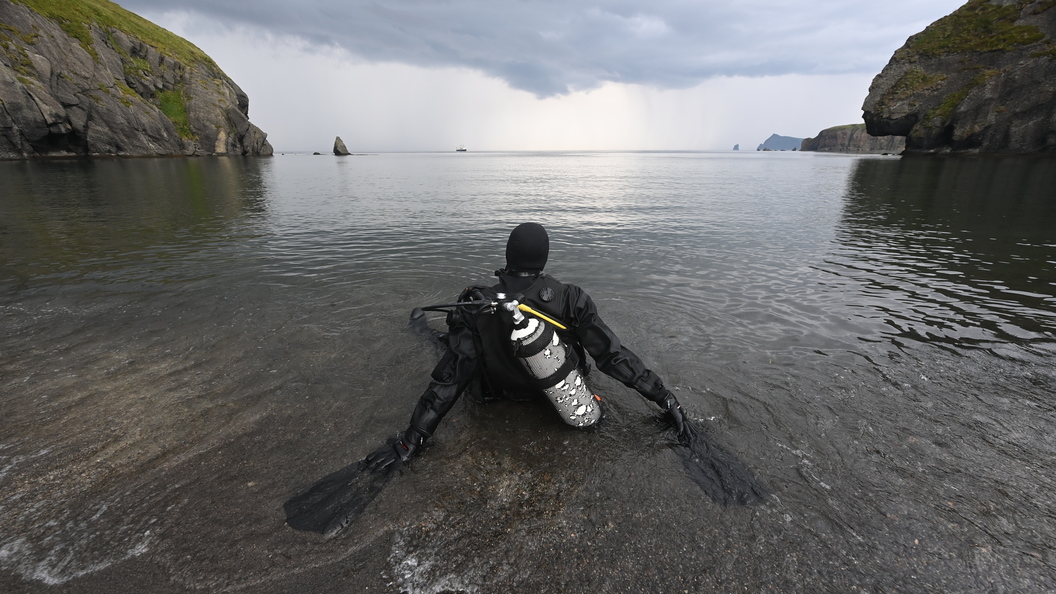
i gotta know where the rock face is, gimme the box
[756,134,803,151]
[0,0,272,158]
[801,124,906,154]
[333,136,349,155]
[863,0,1056,154]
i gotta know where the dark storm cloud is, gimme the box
[116,0,963,97]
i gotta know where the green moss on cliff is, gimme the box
[1032,0,1056,15]
[14,0,214,66]
[58,18,96,59]
[878,68,948,110]
[923,69,1000,127]
[908,0,1047,56]
[1,34,36,77]
[104,30,153,78]
[1,21,39,45]
[1032,42,1056,59]
[925,87,973,127]
[114,79,137,106]
[157,88,194,140]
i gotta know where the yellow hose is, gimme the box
[517,304,568,330]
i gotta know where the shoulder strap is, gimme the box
[517,275,574,331]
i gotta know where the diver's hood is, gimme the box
[505,222,549,272]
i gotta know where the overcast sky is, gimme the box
[115,0,966,152]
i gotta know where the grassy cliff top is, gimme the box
[907,0,1050,57]
[15,0,214,66]
[822,123,867,131]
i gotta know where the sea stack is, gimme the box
[334,136,350,155]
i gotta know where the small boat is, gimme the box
[455,145,467,152]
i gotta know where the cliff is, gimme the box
[801,124,906,154]
[862,0,1056,154]
[0,0,272,158]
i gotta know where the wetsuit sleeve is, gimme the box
[563,284,673,406]
[405,302,480,438]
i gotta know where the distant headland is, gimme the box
[0,0,272,159]
[756,134,802,151]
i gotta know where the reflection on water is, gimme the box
[1,158,270,293]
[832,157,1056,347]
[1,153,1055,592]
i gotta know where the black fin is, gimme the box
[409,307,447,351]
[283,460,398,536]
[672,419,770,506]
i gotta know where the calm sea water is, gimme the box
[1,152,1054,593]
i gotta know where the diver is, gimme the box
[365,222,689,471]
[285,231,762,534]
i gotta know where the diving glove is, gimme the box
[365,426,427,472]
[661,393,688,438]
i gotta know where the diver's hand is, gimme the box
[365,427,426,472]
[661,393,688,438]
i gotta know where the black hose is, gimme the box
[418,300,492,312]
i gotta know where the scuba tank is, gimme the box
[502,294,601,428]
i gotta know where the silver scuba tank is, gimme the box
[503,296,601,427]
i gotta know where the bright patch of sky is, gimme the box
[115,1,966,152]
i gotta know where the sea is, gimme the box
[1,151,1054,593]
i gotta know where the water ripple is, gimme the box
[2,153,1056,591]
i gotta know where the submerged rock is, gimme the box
[0,0,272,158]
[863,0,1056,154]
[334,136,350,155]
[801,124,906,154]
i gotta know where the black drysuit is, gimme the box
[407,271,677,438]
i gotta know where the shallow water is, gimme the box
[1,152,1054,592]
